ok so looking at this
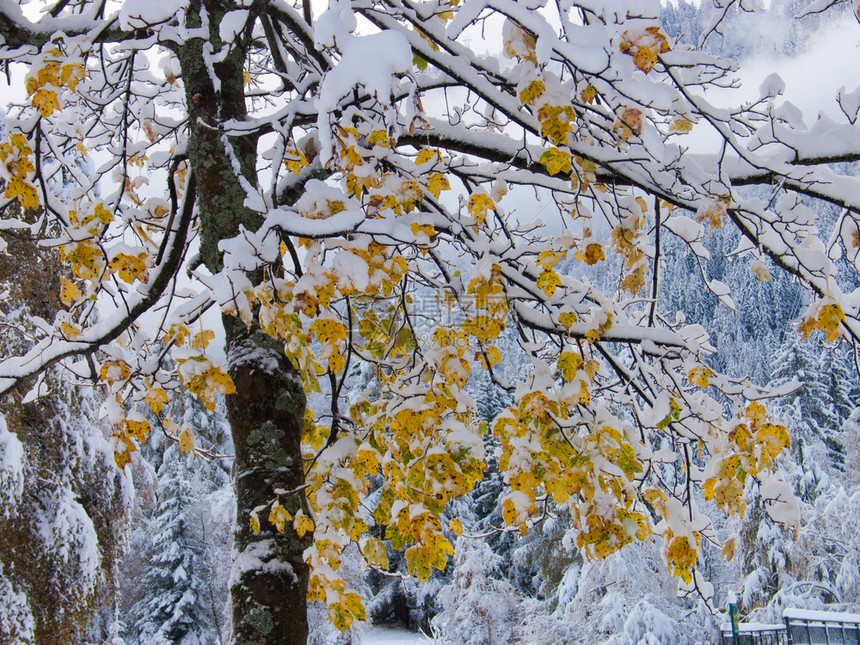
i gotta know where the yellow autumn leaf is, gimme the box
[4,177,39,210]
[125,418,151,442]
[575,243,605,265]
[179,427,195,454]
[60,62,85,92]
[558,311,578,328]
[59,276,83,307]
[448,518,464,536]
[145,387,169,415]
[294,511,314,538]
[621,264,647,294]
[410,222,436,240]
[31,88,59,118]
[467,193,494,224]
[696,200,726,233]
[619,27,670,74]
[537,269,561,298]
[688,367,712,388]
[250,512,261,535]
[59,321,81,339]
[817,303,845,342]
[670,118,694,133]
[112,432,137,470]
[367,130,390,148]
[633,47,657,74]
[614,107,643,141]
[558,351,583,382]
[362,536,390,569]
[269,502,292,533]
[581,85,598,104]
[415,148,439,165]
[721,537,736,562]
[427,172,450,198]
[283,148,308,175]
[213,368,237,394]
[539,147,572,176]
[519,79,545,105]
[192,329,216,350]
[100,359,131,384]
[109,252,149,284]
[751,260,772,281]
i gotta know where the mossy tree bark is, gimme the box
[177,2,311,643]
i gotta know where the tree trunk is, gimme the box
[177,2,310,643]
[226,321,311,645]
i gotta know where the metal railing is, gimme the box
[721,623,788,645]
[721,609,860,645]
[783,608,860,645]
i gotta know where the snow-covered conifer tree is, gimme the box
[131,444,213,645]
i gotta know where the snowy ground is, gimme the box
[363,626,434,644]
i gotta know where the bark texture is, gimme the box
[177,2,311,643]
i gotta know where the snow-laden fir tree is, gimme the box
[131,443,214,645]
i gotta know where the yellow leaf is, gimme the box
[581,85,598,104]
[688,367,712,388]
[539,147,572,176]
[329,601,360,632]
[670,118,694,133]
[192,329,216,350]
[145,387,169,415]
[210,368,237,395]
[519,79,545,105]
[362,537,390,569]
[537,104,576,145]
[59,277,82,306]
[100,359,131,384]
[269,502,292,533]
[575,243,605,265]
[112,432,137,470]
[4,177,39,210]
[558,311,578,328]
[283,148,308,175]
[721,537,736,562]
[405,546,432,582]
[427,172,450,198]
[467,193,495,224]
[367,130,390,148]
[614,107,643,142]
[558,351,583,382]
[483,346,502,367]
[448,518,464,536]
[250,512,261,535]
[31,88,59,118]
[620,27,670,74]
[294,511,314,538]
[60,63,85,92]
[415,148,439,165]
[109,252,149,284]
[537,269,561,298]
[621,264,647,294]
[179,427,195,454]
[341,592,366,623]
[695,200,726,234]
[817,303,845,342]
[633,47,657,74]
[59,321,81,339]
[125,418,151,442]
